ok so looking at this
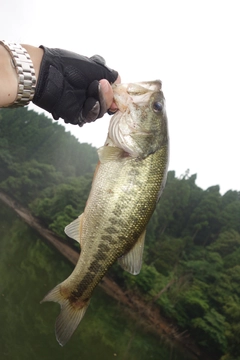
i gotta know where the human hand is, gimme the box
[33,47,119,126]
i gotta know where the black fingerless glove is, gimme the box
[33,46,118,126]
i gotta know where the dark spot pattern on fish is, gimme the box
[109,217,126,228]
[71,271,95,299]
[71,154,164,304]
[104,227,118,234]
[98,243,110,252]
[101,234,113,242]
[101,234,118,245]
[112,205,122,216]
[127,168,140,176]
[108,217,119,225]
[71,258,105,299]
[88,259,103,272]
[71,238,121,301]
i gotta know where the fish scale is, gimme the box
[41,80,169,346]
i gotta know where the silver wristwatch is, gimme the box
[0,40,36,107]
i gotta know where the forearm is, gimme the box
[0,44,43,107]
[0,42,119,124]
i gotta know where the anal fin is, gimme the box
[64,213,84,247]
[118,229,146,275]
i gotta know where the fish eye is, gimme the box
[153,101,163,112]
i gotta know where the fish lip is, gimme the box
[127,80,162,92]
[113,80,162,93]
[134,80,162,91]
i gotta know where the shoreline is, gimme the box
[0,191,212,360]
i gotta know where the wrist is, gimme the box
[0,44,18,106]
[0,42,43,108]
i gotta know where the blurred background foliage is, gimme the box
[1,107,240,360]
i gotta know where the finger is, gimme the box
[99,76,122,112]
[81,97,101,123]
[89,55,106,65]
[99,79,114,110]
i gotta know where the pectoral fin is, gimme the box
[97,146,126,163]
[64,214,84,247]
[118,229,146,275]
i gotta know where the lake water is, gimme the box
[0,203,194,360]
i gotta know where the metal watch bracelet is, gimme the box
[0,40,36,107]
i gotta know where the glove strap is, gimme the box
[0,40,36,107]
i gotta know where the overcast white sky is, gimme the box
[1,0,240,194]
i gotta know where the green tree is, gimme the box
[187,186,221,246]
[0,160,62,205]
[30,175,92,236]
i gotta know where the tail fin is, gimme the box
[41,284,90,346]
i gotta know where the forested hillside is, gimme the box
[1,108,240,360]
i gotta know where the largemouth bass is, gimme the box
[41,80,169,346]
